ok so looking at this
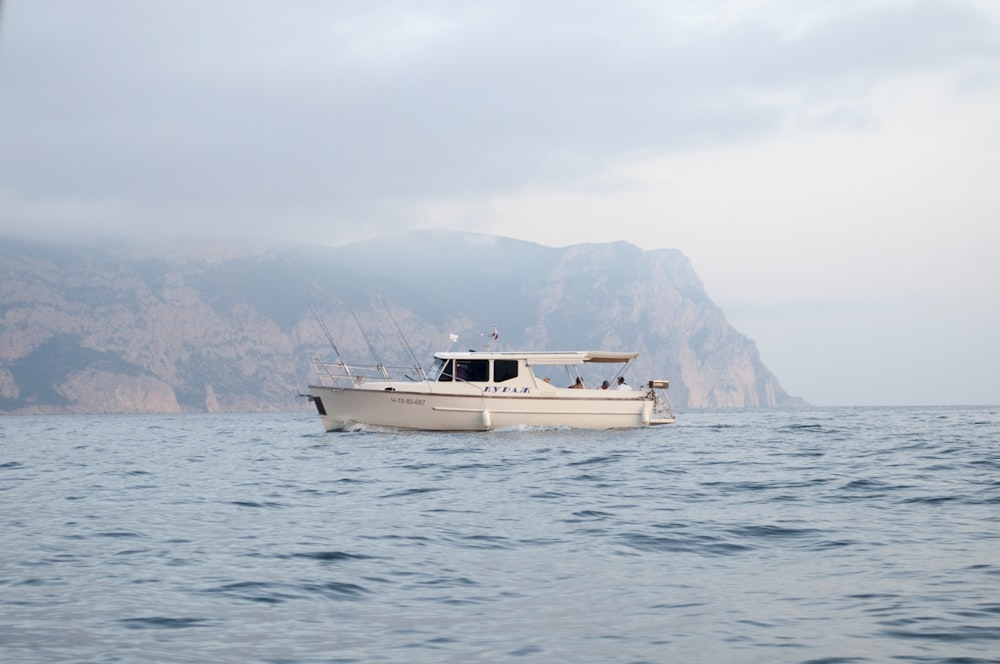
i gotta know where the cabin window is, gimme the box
[494,360,518,382]
[437,358,455,382]
[455,359,489,382]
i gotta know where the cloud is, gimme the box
[1,0,998,241]
[2,0,999,405]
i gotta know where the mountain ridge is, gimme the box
[0,232,805,414]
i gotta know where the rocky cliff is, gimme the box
[0,232,803,413]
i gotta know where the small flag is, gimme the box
[490,324,499,341]
[449,333,459,343]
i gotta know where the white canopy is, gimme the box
[434,350,639,365]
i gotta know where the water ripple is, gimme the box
[1,407,998,663]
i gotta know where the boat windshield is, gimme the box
[426,357,448,381]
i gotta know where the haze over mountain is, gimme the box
[0,232,802,414]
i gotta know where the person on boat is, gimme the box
[614,376,631,390]
[569,377,584,389]
[600,380,610,390]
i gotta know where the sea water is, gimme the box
[1,407,998,663]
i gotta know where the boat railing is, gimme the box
[312,358,425,388]
[647,380,676,421]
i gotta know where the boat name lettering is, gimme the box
[390,396,426,406]
[483,386,531,394]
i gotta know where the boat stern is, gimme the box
[647,380,676,424]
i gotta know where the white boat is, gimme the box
[306,349,675,432]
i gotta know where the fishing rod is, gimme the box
[377,296,426,380]
[305,290,347,368]
[348,304,389,380]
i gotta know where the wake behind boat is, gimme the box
[305,347,675,432]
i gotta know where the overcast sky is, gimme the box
[2,1,999,406]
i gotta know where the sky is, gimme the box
[1,0,999,406]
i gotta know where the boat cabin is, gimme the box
[426,351,639,390]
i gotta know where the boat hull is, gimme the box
[308,385,656,431]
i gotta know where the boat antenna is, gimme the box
[349,304,390,380]
[377,296,426,380]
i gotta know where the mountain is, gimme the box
[0,232,804,414]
